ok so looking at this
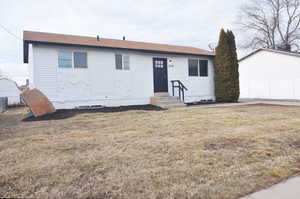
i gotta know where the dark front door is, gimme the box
[153,58,168,93]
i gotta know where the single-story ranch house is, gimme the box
[239,48,300,100]
[23,31,215,109]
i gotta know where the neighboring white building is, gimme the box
[0,77,21,105]
[23,31,215,109]
[239,48,300,100]
[0,63,29,86]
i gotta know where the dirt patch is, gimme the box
[204,137,252,151]
[22,105,163,122]
[289,140,300,149]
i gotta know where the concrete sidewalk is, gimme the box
[241,177,300,199]
[180,99,300,109]
[240,99,300,107]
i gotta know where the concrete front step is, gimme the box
[150,94,186,109]
[159,103,186,109]
[155,96,180,102]
[154,92,170,97]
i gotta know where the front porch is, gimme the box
[150,92,186,109]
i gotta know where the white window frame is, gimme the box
[188,58,209,77]
[115,53,130,71]
[123,55,130,70]
[58,51,88,69]
[188,59,199,77]
[74,51,88,69]
[58,51,73,69]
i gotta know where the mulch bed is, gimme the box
[22,105,163,122]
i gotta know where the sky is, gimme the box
[0,0,247,85]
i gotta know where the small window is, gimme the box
[188,59,198,76]
[123,55,130,70]
[74,52,87,68]
[155,60,164,68]
[58,52,72,68]
[115,54,130,70]
[115,54,123,70]
[199,60,208,77]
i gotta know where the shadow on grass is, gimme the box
[22,105,164,122]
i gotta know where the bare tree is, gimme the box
[237,0,300,51]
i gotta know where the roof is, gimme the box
[23,31,215,63]
[239,48,300,62]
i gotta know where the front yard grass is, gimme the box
[0,104,300,199]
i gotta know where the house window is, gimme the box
[188,59,199,76]
[199,60,208,77]
[58,52,72,68]
[123,55,130,70]
[115,54,123,70]
[155,60,164,68]
[188,59,209,77]
[58,51,88,69]
[115,54,130,70]
[74,52,87,68]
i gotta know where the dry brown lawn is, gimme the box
[0,104,300,199]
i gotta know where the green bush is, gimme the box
[214,29,240,102]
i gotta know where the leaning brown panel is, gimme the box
[21,88,56,117]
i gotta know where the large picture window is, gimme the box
[188,59,209,77]
[58,51,88,69]
[74,52,88,68]
[58,52,72,68]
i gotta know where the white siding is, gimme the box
[30,44,215,109]
[33,46,57,100]
[0,78,21,105]
[28,44,35,88]
[239,50,300,100]
[168,57,215,103]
